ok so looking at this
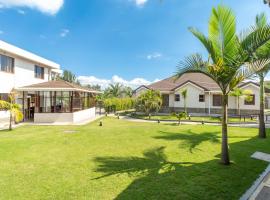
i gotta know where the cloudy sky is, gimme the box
[0,0,269,88]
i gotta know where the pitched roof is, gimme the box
[137,72,267,93]
[145,73,220,92]
[16,80,102,93]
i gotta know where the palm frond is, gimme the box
[209,5,238,63]
[188,28,217,63]
[256,12,267,28]
[240,25,270,57]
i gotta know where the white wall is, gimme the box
[239,84,260,110]
[0,52,51,94]
[171,83,206,108]
[0,111,10,128]
[34,107,96,124]
[166,83,259,111]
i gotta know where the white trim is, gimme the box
[0,40,60,69]
[174,82,205,92]
[239,82,260,90]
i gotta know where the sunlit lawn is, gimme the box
[0,117,269,200]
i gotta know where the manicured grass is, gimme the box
[0,117,269,199]
[132,113,257,123]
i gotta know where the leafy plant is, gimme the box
[0,92,23,130]
[136,90,162,116]
[171,112,187,125]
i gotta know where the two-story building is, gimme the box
[0,40,100,124]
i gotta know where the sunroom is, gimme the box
[16,80,101,124]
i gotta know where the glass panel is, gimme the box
[0,54,14,73]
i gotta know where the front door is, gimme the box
[162,94,169,107]
[25,94,36,121]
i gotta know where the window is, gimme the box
[0,93,9,101]
[35,65,44,79]
[175,94,180,102]
[244,94,255,105]
[213,94,222,106]
[0,54,14,73]
[199,94,205,102]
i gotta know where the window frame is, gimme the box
[174,94,180,102]
[199,94,205,102]
[244,94,255,105]
[0,54,14,74]
[35,65,45,79]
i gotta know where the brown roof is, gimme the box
[17,80,101,93]
[137,72,266,93]
[145,73,220,92]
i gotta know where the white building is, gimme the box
[0,40,100,124]
[135,73,270,116]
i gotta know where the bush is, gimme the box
[103,97,135,113]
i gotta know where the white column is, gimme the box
[208,91,211,115]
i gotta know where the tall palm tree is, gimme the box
[58,70,78,84]
[176,5,270,165]
[0,92,23,130]
[230,88,252,115]
[181,88,188,113]
[251,13,270,138]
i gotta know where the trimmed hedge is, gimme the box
[103,97,135,112]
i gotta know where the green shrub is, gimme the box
[103,97,135,113]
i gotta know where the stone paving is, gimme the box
[240,152,270,200]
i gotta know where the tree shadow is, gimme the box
[154,130,220,153]
[92,134,270,199]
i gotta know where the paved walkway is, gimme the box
[115,115,267,128]
[240,152,270,200]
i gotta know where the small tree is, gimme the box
[181,88,188,113]
[0,93,23,130]
[136,90,162,118]
[172,112,187,125]
[230,88,252,115]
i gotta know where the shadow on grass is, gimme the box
[93,132,270,200]
[155,130,220,153]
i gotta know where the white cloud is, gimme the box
[78,75,159,89]
[17,9,26,15]
[147,52,162,60]
[60,29,69,37]
[134,0,148,6]
[0,0,64,15]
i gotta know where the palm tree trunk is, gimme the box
[221,94,230,165]
[9,111,12,131]
[259,75,266,138]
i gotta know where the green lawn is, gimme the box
[0,117,269,200]
[131,113,257,123]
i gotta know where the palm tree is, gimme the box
[176,5,270,165]
[251,13,270,138]
[181,88,188,113]
[0,92,23,130]
[58,70,78,84]
[136,90,162,117]
[105,83,123,98]
[230,88,252,115]
[122,86,133,98]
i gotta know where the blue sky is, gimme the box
[0,0,269,88]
